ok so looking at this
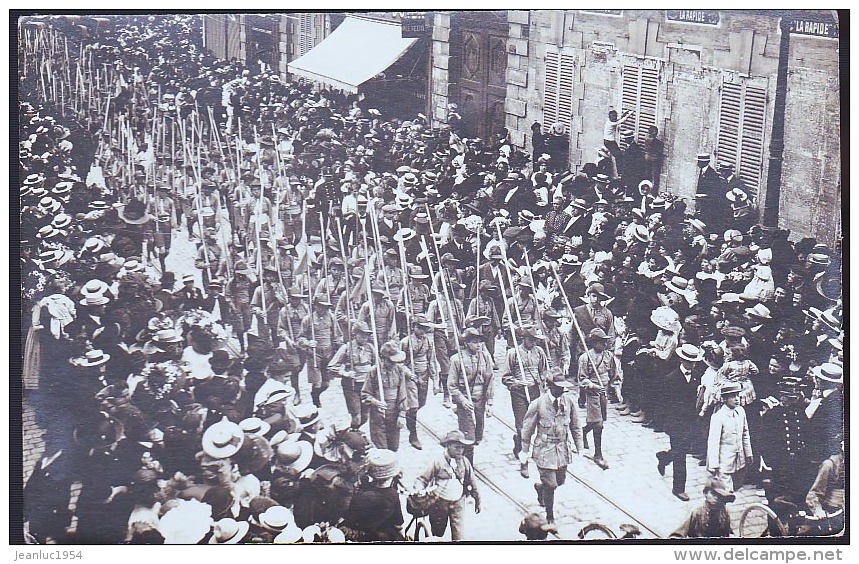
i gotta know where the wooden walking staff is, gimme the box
[300,198,318,371]
[549,262,602,380]
[319,211,333,304]
[419,236,476,426]
[335,216,354,316]
[494,222,525,329]
[367,200,391,296]
[395,223,416,371]
[474,226,481,301]
[520,247,554,372]
[202,108,233,278]
[362,222,388,410]
[423,204,466,330]
[367,200,396,335]
[488,236,531,404]
[251,126,269,316]
[334,215,354,352]
[179,117,213,284]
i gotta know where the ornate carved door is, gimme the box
[455,14,508,140]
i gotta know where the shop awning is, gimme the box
[287,16,418,93]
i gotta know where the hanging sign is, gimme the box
[666,10,721,25]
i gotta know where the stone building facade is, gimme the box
[495,9,841,243]
[205,10,841,243]
[202,13,328,79]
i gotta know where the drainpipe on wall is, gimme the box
[761,16,791,230]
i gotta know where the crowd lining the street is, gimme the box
[19,14,843,543]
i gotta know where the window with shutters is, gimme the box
[299,14,314,56]
[620,63,660,144]
[716,80,767,198]
[542,50,575,137]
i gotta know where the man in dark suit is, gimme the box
[694,153,728,231]
[806,363,844,467]
[656,344,705,501]
[494,172,536,218]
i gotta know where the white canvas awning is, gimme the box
[287,16,418,93]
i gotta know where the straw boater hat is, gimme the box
[676,344,704,362]
[37,249,73,269]
[811,363,843,384]
[570,198,589,211]
[715,292,743,305]
[152,328,184,343]
[76,349,111,367]
[631,224,651,243]
[239,417,272,438]
[408,265,429,279]
[81,237,106,255]
[256,506,296,532]
[665,276,690,295]
[366,448,402,481]
[720,382,743,396]
[202,417,245,459]
[24,173,45,186]
[52,213,73,229]
[79,292,110,307]
[293,404,321,431]
[745,303,773,320]
[37,225,62,239]
[393,227,416,242]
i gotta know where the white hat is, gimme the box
[811,363,843,384]
[650,306,681,332]
[208,518,250,544]
[676,344,704,362]
[257,506,295,532]
[239,417,271,437]
[158,500,214,544]
[77,349,111,367]
[745,303,773,319]
[201,417,245,459]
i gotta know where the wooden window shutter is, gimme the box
[621,63,660,143]
[558,54,575,135]
[717,80,767,199]
[638,67,659,141]
[543,50,575,137]
[739,85,767,199]
[300,14,313,56]
[543,51,561,130]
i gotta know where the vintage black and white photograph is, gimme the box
[15,8,845,544]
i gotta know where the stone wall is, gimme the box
[501,9,841,243]
[430,12,453,126]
